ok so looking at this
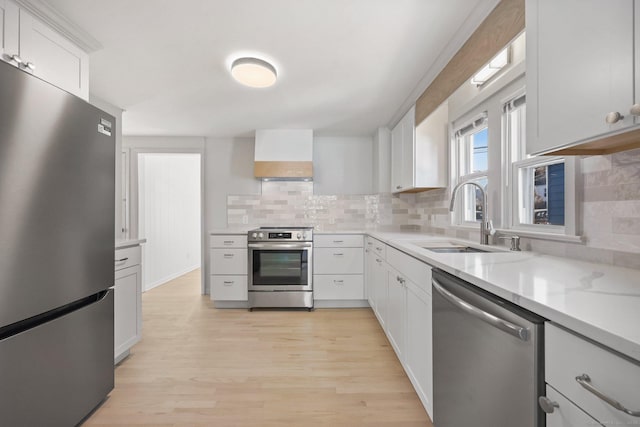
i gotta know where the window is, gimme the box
[503,94,576,235]
[453,114,488,225]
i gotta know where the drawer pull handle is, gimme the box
[223,281,234,286]
[114,257,129,264]
[376,258,382,264]
[223,254,234,258]
[376,247,383,251]
[333,280,344,284]
[333,240,344,243]
[538,396,559,414]
[575,374,640,417]
[223,240,234,244]
[333,253,344,256]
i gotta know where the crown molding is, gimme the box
[13,0,102,52]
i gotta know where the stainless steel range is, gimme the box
[248,227,313,310]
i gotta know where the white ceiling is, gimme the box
[47,0,498,137]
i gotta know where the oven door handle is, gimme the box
[248,242,312,250]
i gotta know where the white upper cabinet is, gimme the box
[0,0,19,61]
[526,0,638,155]
[0,1,89,100]
[391,103,448,193]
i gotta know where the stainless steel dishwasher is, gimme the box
[431,269,545,427]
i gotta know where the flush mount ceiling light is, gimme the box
[231,57,277,88]
[470,47,509,86]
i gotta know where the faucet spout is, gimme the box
[449,181,491,245]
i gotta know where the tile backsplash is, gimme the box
[227,149,640,269]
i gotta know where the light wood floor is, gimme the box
[85,269,433,426]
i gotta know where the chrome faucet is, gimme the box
[449,181,494,245]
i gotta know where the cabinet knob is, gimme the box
[605,111,624,124]
[538,396,559,414]
[396,185,402,190]
[9,54,23,65]
[23,62,35,71]
[630,104,640,116]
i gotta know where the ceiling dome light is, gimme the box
[230,57,277,88]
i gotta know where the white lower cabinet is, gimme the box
[386,266,406,359]
[314,234,365,307]
[114,245,142,364]
[545,322,640,426]
[366,239,434,419]
[405,280,433,417]
[545,385,601,427]
[210,234,248,307]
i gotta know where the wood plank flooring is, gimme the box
[85,269,432,426]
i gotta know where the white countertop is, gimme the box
[207,227,640,361]
[115,238,147,249]
[367,231,640,363]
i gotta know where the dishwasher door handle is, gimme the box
[432,278,529,341]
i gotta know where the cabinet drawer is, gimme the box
[314,234,363,248]
[314,275,364,300]
[210,249,247,275]
[114,246,141,271]
[211,275,248,301]
[314,248,363,274]
[366,237,386,259]
[544,385,600,427]
[386,246,431,295]
[210,235,247,248]
[546,323,640,425]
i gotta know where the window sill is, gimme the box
[495,228,584,244]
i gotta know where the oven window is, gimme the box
[252,250,308,286]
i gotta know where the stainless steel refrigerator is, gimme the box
[0,60,115,425]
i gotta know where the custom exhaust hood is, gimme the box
[254,129,313,180]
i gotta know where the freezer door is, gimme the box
[0,61,115,327]
[0,290,114,426]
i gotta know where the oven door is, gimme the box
[248,242,312,292]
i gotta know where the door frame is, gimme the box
[128,147,206,295]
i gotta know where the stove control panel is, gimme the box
[248,228,312,242]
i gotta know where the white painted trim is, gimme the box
[13,0,102,52]
[494,229,584,244]
[313,300,370,309]
[144,265,200,292]
[388,0,501,128]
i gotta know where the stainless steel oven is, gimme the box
[248,227,313,309]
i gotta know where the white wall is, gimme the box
[205,137,261,229]
[138,153,201,290]
[313,136,373,195]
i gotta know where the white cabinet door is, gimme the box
[211,275,248,301]
[415,101,448,189]
[406,281,433,419]
[0,0,19,63]
[365,244,375,307]
[114,264,141,362]
[545,385,602,427]
[391,121,403,192]
[386,268,406,361]
[527,0,634,154]
[314,247,363,275]
[314,234,363,248]
[18,9,89,99]
[210,249,247,275]
[372,256,387,327]
[401,107,415,190]
[314,275,364,300]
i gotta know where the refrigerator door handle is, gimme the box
[432,278,529,341]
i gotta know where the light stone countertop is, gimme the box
[367,230,640,363]
[207,227,640,361]
[115,238,147,249]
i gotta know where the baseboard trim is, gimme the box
[145,264,200,291]
[313,300,370,308]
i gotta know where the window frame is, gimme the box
[451,113,489,228]
[501,92,579,237]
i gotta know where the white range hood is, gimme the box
[254,129,313,180]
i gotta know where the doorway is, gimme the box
[136,153,202,292]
